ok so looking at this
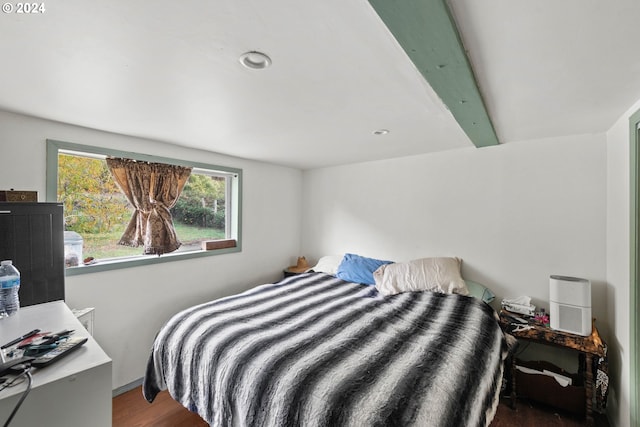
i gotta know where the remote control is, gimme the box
[30,337,88,369]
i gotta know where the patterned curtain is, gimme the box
[106,158,192,255]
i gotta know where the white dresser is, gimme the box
[0,301,112,427]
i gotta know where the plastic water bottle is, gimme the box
[0,260,20,318]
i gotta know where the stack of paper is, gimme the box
[501,296,536,316]
[516,365,572,387]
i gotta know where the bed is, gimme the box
[143,256,510,427]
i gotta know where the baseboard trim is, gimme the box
[112,377,143,397]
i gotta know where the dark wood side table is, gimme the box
[283,268,306,278]
[499,311,607,427]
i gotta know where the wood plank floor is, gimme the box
[113,386,610,427]
[113,387,208,427]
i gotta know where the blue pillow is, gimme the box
[336,253,394,285]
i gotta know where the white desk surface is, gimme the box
[0,300,112,399]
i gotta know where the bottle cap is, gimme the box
[0,260,12,266]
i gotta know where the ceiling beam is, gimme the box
[368,0,499,148]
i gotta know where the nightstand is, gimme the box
[283,268,305,278]
[283,257,310,278]
[499,310,607,427]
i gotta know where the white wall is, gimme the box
[302,134,607,315]
[302,133,614,412]
[605,97,640,427]
[0,110,303,390]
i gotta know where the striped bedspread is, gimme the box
[143,272,509,427]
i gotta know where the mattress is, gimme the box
[143,272,509,427]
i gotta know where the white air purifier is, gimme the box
[549,275,592,336]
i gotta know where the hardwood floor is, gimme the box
[113,386,610,427]
[113,387,207,427]
[492,399,609,427]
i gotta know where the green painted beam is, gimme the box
[368,0,499,147]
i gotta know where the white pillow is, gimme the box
[310,255,344,275]
[373,257,469,296]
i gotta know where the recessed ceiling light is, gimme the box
[373,129,390,135]
[239,51,272,69]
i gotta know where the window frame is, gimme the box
[46,139,242,276]
[629,108,640,427]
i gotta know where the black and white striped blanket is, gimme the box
[143,272,508,427]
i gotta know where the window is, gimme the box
[46,139,242,275]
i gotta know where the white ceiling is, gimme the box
[1,0,639,169]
